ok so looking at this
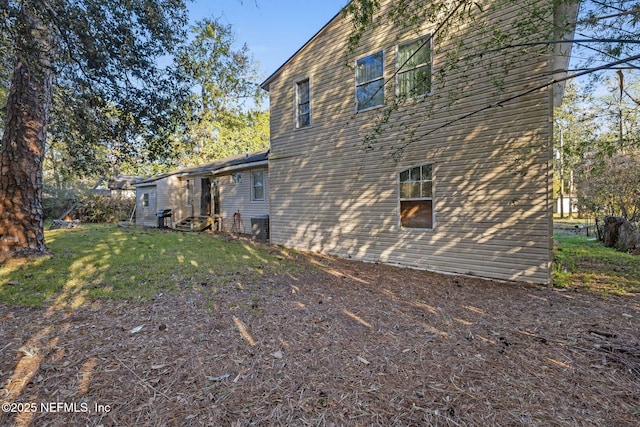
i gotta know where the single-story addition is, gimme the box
[133,150,269,236]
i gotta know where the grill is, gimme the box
[157,209,172,228]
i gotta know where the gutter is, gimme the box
[212,160,269,176]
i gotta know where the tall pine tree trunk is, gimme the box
[0,6,54,257]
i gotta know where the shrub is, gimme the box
[77,194,135,223]
[578,152,640,221]
[42,186,79,220]
[599,216,640,254]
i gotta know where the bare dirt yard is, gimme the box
[1,252,639,426]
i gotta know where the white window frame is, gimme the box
[295,77,311,129]
[398,164,434,230]
[355,50,385,111]
[396,35,432,99]
[251,170,265,201]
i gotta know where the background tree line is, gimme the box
[555,74,640,222]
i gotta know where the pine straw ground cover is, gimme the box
[1,233,639,426]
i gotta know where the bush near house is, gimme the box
[42,187,135,223]
[598,216,640,254]
[76,194,135,223]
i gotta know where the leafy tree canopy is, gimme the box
[0,0,191,255]
[1,0,192,176]
[168,16,268,169]
[177,17,264,115]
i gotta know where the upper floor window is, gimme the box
[399,164,433,229]
[295,79,311,128]
[252,170,265,201]
[397,36,431,98]
[356,51,384,111]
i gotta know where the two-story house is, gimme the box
[261,0,572,284]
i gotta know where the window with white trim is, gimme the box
[399,164,433,229]
[397,36,431,98]
[356,51,384,111]
[295,78,311,128]
[252,170,265,201]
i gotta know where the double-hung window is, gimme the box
[397,36,431,98]
[399,164,433,229]
[295,79,311,128]
[252,170,265,201]
[355,51,384,111]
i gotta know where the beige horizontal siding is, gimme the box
[172,176,197,223]
[217,168,269,234]
[266,0,554,283]
[135,186,157,227]
[135,175,193,228]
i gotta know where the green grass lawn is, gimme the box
[0,224,299,307]
[553,232,640,295]
[2,223,638,307]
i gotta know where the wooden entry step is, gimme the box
[174,216,214,232]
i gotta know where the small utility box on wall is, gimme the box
[251,215,269,241]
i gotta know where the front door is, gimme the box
[200,178,212,216]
